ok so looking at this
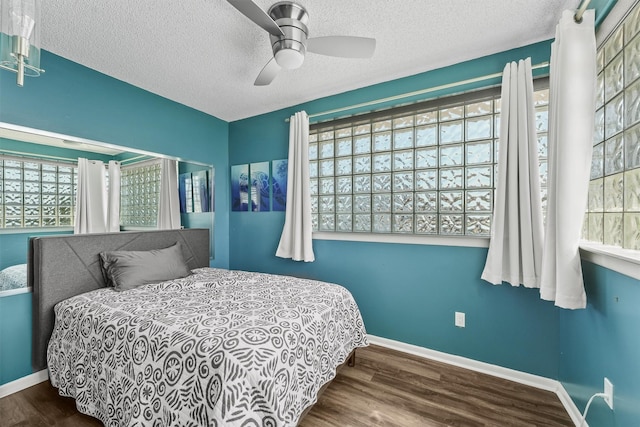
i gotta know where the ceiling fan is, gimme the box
[227,0,376,86]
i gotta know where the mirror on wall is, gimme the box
[0,122,215,297]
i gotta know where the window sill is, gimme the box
[0,227,73,235]
[579,241,640,281]
[312,232,490,248]
[0,287,32,298]
[120,226,158,231]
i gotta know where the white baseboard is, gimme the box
[556,382,588,427]
[367,334,585,426]
[0,370,48,399]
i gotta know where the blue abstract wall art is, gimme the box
[231,164,249,211]
[272,159,288,211]
[250,161,271,212]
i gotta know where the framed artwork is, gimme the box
[250,162,271,212]
[272,159,288,211]
[231,164,249,211]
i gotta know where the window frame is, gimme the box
[0,154,77,231]
[119,158,162,230]
[578,0,640,280]
[309,79,549,244]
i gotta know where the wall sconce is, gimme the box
[0,0,44,87]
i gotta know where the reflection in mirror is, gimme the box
[0,122,215,297]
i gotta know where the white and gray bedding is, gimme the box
[48,267,368,427]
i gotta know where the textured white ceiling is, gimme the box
[40,0,578,122]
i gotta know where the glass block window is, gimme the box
[586,1,640,250]
[0,157,77,228]
[120,161,161,227]
[309,86,550,236]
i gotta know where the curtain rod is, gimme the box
[574,0,592,23]
[285,61,549,123]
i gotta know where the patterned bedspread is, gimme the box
[48,268,368,426]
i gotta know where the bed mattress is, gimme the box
[47,267,368,426]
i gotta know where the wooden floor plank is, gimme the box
[1,345,572,427]
[0,392,49,426]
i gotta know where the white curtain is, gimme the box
[276,111,315,262]
[157,158,181,230]
[106,161,121,232]
[481,58,544,288]
[74,158,108,234]
[540,10,596,309]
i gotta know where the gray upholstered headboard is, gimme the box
[29,228,210,371]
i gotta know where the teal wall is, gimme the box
[0,230,70,384]
[560,263,640,426]
[0,293,32,385]
[592,0,620,27]
[0,230,70,271]
[228,41,561,379]
[0,50,230,385]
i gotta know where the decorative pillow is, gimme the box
[99,242,190,291]
[0,264,28,292]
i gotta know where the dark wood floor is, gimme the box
[1,345,572,426]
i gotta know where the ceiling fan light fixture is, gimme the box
[227,0,376,85]
[275,48,304,70]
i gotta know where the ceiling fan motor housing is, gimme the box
[268,2,309,69]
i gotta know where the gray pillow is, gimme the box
[100,242,190,291]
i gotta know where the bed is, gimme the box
[30,228,368,426]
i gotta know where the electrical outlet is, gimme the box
[604,377,614,410]
[455,312,465,328]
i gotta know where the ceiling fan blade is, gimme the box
[227,0,284,37]
[307,36,376,58]
[254,58,281,86]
